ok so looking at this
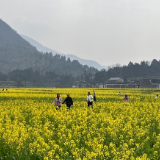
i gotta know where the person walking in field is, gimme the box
[86,92,93,108]
[93,90,97,103]
[118,92,121,96]
[54,94,62,110]
[155,95,159,99]
[124,94,129,102]
[62,94,73,109]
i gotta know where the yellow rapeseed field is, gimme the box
[0,88,160,160]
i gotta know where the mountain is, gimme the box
[21,35,108,70]
[20,35,55,53]
[65,54,107,70]
[0,19,97,76]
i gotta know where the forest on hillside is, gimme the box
[0,19,97,76]
[1,19,160,87]
[94,59,160,83]
[0,59,160,87]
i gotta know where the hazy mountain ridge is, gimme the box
[0,19,97,76]
[21,35,107,70]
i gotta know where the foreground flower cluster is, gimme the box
[0,88,160,159]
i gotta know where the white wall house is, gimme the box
[108,77,124,83]
[99,84,104,88]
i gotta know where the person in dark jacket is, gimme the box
[93,90,96,103]
[62,94,73,109]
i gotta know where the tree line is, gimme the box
[94,59,160,83]
[0,68,80,87]
[1,59,160,87]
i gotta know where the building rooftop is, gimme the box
[109,77,123,81]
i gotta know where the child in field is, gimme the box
[118,92,121,96]
[54,94,62,110]
[124,94,129,102]
[62,94,73,109]
[155,95,159,99]
[86,92,93,108]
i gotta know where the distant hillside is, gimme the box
[20,35,55,53]
[0,19,97,76]
[94,59,160,83]
[106,60,160,78]
[21,35,108,70]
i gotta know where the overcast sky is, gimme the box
[1,0,160,66]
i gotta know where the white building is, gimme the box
[99,84,104,88]
[108,77,124,83]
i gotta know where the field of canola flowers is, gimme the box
[0,88,160,160]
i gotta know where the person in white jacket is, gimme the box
[86,92,93,108]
